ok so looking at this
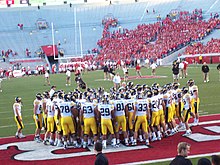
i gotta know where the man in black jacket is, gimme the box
[201,62,209,82]
[170,142,192,165]
[172,62,179,83]
[94,142,108,165]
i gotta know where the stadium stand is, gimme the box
[0,0,220,75]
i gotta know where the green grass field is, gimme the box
[0,64,219,165]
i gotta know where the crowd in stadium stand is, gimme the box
[93,10,219,64]
[1,9,220,79]
[184,38,220,55]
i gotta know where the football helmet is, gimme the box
[136,92,143,99]
[43,91,50,99]
[58,92,64,99]
[15,97,22,103]
[166,83,172,90]
[142,84,148,90]
[152,88,159,96]
[187,79,195,87]
[101,96,109,104]
[70,95,76,102]
[86,95,93,102]
[152,82,160,89]
[147,90,153,98]
[64,94,70,102]
[124,91,131,99]
[36,93,42,100]
[182,87,188,94]
[162,87,167,94]
[98,87,105,95]
[127,81,134,89]
[173,82,180,90]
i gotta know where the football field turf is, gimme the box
[0,64,219,164]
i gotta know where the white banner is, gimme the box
[13,70,24,78]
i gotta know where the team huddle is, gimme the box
[13,79,199,150]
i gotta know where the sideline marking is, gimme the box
[0,141,148,161]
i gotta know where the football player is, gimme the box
[42,91,50,132]
[132,92,150,146]
[182,87,192,136]
[53,92,64,147]
[150,88,162,141]
[80,95,98,148]
[13,97,25,139]
[188,79,200,126]
[33,93,43,142]
[95,94,116,148]
[173,83,184,128]
[125,91,136,144]
[43,96,55,145]
[57,94,77,149]
[113,93,129,146]
[162,85,176,136]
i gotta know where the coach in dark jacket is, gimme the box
[172,62,179,82]
[170,142,192,165]
[201,62,210,82]
[94,142,108,165]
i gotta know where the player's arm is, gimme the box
[34,102,39,121]
[147,101,151,120]
[194,89,198,101]
[43,100,47,114]
[188,96,192,109]
[132,102,137,122]
[125,104,129,120]
[71,103,78,120]
[111,108,117,126]
[45,104,49,116]
[94,106,100,126]
[162,98,166,112]
[79,107,84,126]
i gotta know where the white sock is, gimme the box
[130,136,134,142]
[152,132,156,138]
[88,138,91,145]
[112,138,116,145]
[157,131,161,138]
[139,135,143,140]
[102,140,106,147]
[116,139,120,144]
[125,138,128,143]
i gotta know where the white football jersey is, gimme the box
[58,101,75,117]
[135,99,149,116]
[113,99,126,117]
[13,103,22,116]
[97,103,114,119]
[125,99,136,113]
[81,102,96,118]
[183,93,191,110]
[46,100,54,117]
[150,96,159,112]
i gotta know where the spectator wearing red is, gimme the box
[183,60,188,78]
[136,64,142,77]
